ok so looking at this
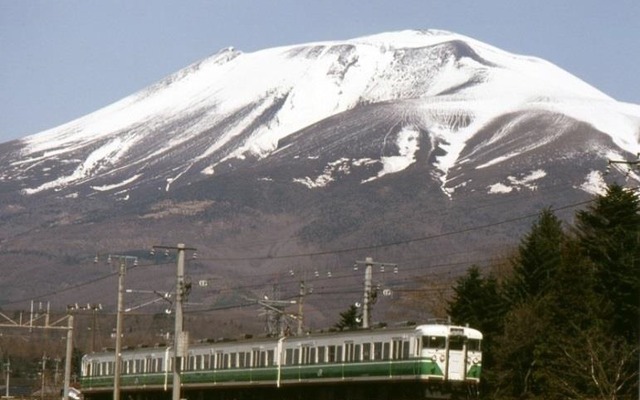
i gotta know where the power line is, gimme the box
[0,197,594,310]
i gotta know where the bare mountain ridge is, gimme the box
[0,30,639,330]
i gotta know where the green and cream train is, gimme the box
[80,322,482,399]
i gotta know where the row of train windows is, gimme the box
[200,340,412,369]
[86,340,413,376]
[422,336,482,351]
[285,340,412,365]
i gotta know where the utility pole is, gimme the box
[297,281,305,335]
[104,255,138,400]
[63,314,73,400]
[152,244,196,400]
[41,353,47,400]
[89,304,102,353]
[0,304,76,400]
[4,359,10,399]
[355,257,397,328]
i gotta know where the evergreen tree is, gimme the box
[447,265,505,397]
[447,265,504,334]
[492,209,566,398]
[574,183,640,343]
[493,298,552,399]
[503,208,565,306]
[334,304,361,330]
[532,239,606,399]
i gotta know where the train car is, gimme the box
[80,322,482,399]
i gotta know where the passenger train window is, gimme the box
[202,355,209,370]
[383,343,390,360]
[373,342,382,360]
[344,342,354,362]
[363,343,371,361]
[267,350,274,366]
[188,356,195,371]
[327,346,336,362]
[449,336,465,351]
[468,339,481,351]
[392,339,403,359]
[285,349,294,365]
[317,346,326,363]
[301,346,310,364]
[423,336,446,349]
[215,351,224,369]
[260,351,267,367]
[310,347,316,364]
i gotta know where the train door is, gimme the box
[446,333,466,380]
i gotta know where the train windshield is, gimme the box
[467,339,481,351]
[448,335,465,351]
[423,336,446,349]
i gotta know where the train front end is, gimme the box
[416,323,482,398]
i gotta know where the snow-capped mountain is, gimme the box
[0,30,639,318]
[3,29,638,199]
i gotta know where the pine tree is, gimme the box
[492,209,566,398]
[447,265,504,333]
[447,265,504,397]
[334,304,361,330]
[574,183,640,343]
[503,208,565,307]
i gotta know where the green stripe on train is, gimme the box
[80,359,449,390]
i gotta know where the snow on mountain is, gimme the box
[3,29,640,313]
[5,29,640,198]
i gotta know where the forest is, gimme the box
[447,183,639,399]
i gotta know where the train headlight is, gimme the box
[439,355,445,362]
[431,355,438,362]
[472,357,480,364]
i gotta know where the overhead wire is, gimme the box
[0,195,597,311]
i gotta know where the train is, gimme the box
[79,322,482,400]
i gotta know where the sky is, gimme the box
[1,1,639,144]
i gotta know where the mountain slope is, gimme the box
[0,30,639,329]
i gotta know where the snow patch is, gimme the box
[362,126,420,183]
[293,158,351,188]
[487,169,547,194]
[91,174,142,192]
[579,170,608,195]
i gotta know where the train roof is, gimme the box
[415,324,483,339]
[83,322,482,360]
